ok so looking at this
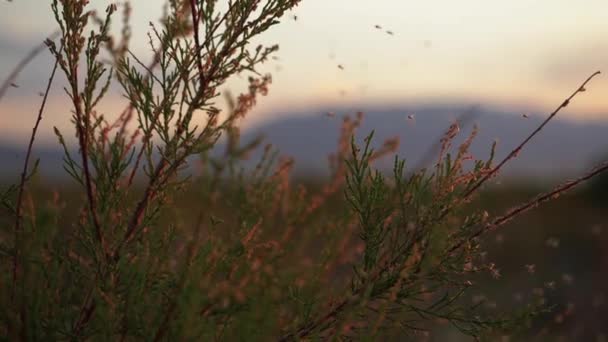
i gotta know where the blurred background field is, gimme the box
[2,157,607,340]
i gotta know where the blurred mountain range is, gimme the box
[241,104,608,180]
[1,104,607,182]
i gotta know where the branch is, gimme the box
[426,71,602,237]
[114,3,255,263]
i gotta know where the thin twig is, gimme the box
[0,30,60,102]
[463,71,601,199]
[72,286,96,338]
[12,45,62,301]
[189,0,206,89]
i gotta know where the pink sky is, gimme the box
[1,0,608,144]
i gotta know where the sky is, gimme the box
[1,0,608,145]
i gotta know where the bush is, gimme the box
[1,1,606,340]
